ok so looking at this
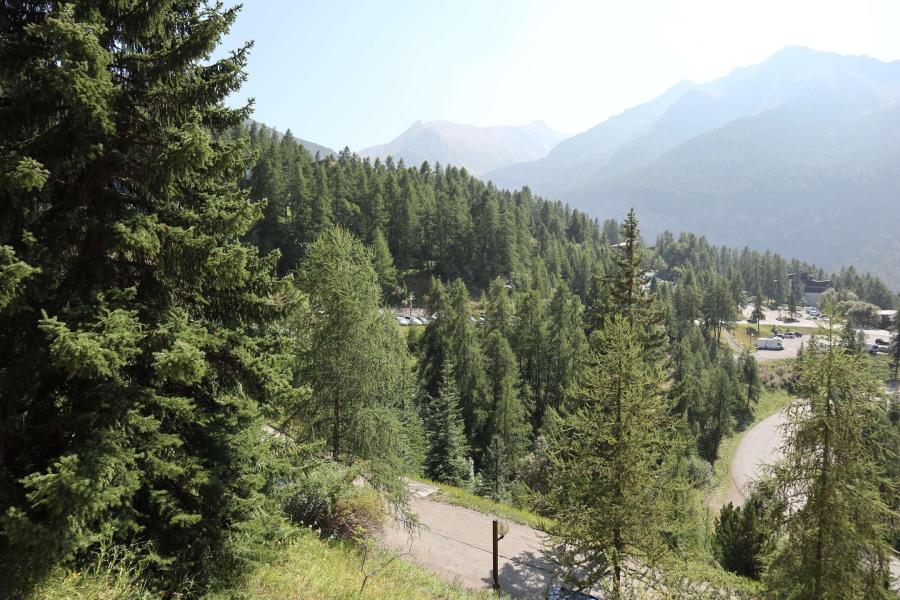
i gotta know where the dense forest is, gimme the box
[1,2,898,599]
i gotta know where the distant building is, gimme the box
[877,309,897,329]
[789,272,832,307]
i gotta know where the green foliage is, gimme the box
[766,307,897,598]
[539,316,683,597]
[0,1,300,593]
[296,226,418,513]
[421,362,471,487]
[283,464,386,542]
[713,489,772,579]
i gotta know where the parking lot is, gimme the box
[738,304,893,361]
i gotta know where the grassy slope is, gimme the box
[416,476,553,530]
[28,527,496,600]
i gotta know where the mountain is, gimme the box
[359,120,567,176]
[485,47,900,291]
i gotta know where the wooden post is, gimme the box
[492,519,499,591]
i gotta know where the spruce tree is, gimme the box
[539,316,680,598]
[0,1,297,589]
[421,361,471,486]
[766,309,896,598]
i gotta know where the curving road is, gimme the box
[726,408,788,506]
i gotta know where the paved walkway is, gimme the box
[379,482,559,598]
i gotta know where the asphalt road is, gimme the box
[379,482,558,598]
[726,408,788,506]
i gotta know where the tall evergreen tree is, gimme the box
[298,227,416,477]
[421,361,471,486]
[766,310,896,598]
[0,1,298,589]
[539,316,680,598]
[481,330,529,497]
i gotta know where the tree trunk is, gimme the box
[333,391,341,460]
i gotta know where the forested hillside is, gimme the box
[241,122,898,310]
[1,3,898,599]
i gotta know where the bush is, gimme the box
[283,465,385,542]
[760,361,799,393]
[686,455,714,488]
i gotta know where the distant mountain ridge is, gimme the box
[485,47,900,291]
[359,120,566,176]
[247,119,336,158]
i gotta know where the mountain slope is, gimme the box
[359,120,566,176]
[248,119,336,157]
[485,47,900,289]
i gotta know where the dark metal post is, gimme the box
[492,519,499,591]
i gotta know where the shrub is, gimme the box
[686,455,714,488]
[760,361,799,393]
[283,465,385,542]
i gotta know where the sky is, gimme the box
[216,0,900,151]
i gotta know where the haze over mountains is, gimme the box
[485,47,900,290]
[358,120,566,176]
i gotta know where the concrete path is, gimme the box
[379,481,559,598]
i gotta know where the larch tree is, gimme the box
[766,308,896,599]
[480,330,529,499]
[0,1,301,590]
[539,316,681,598]
[297,227,418,480]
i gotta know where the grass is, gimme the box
[239,527,497,600]
[28,526,498,600]
[706,388,793,510]
[413,476,553,531]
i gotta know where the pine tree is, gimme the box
[607,209,665,355]
[539,316,680,598]
[370,228,397,294]
[422,361,471,486]
[751,288,766,332]
[0,1,298,588]
[483,276,515,340]
[766,308,896,598]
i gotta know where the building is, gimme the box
[788,272,832,307]
[877,309,897,329]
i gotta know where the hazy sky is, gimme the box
[217,0,900,150]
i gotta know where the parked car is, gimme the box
[549,586,600,600]
[396,316,410,326]
[875,338,888,345]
